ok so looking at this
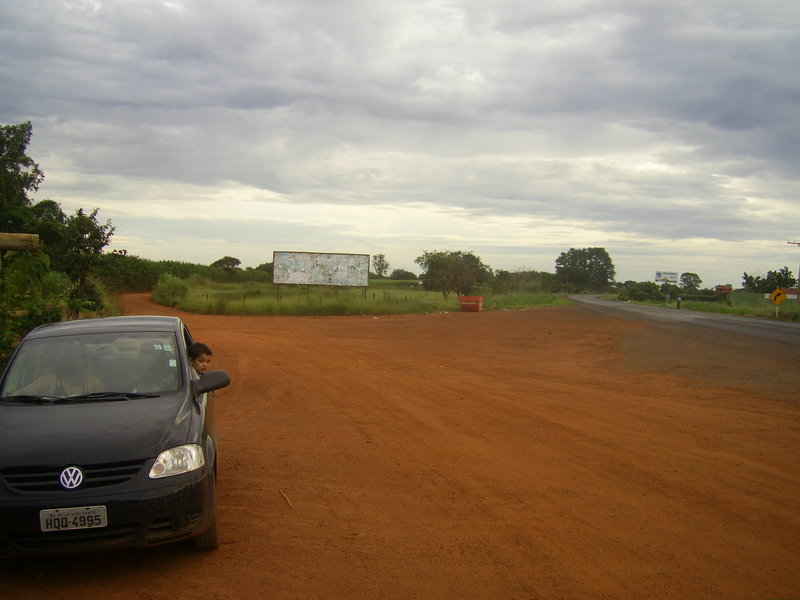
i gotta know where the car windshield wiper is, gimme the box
[0,395,64,404]
[1,392,159,404]
[65,392,161,402]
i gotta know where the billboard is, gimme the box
[273,252,370,287]
[655,271,679,283]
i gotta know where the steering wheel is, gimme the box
[138,374,172,392]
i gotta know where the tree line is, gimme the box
[1,123,118,363]
[2,121,797,360]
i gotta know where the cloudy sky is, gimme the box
[2,0,799,286]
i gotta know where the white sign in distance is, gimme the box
[273,251,370,287]
[655,271,679,283]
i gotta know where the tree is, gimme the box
[617,281,663,302]
[415,251,455,298]
[254,261,274,279]
[0,123,114,325]
[0,250,64,366]
[53,208,115,292]
[390,268,417,280]
[29,199,67,249]
[492,269,557,294]
[555,247,616,291]
[1,121,44,232]
[742,267,797,293]
[680,272,702,292]
[451,251,492,295]
[414,250,492,298]
[372,254,389,278]
[96,250,161,292]
[210,256,241,271]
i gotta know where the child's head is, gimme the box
[188,342,213,374]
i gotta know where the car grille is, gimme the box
[8,511,203,552]
[0,460,146,492]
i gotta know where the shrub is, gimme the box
[0,252,68,367]
[680,294,717,302]
[390,269,417,280]
[152,273,189,307]
[67,279,105,317]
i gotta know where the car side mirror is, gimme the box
[196,370,231,395]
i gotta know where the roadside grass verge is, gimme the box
[483,292,572,310]
[629,293,800,322]
[165,280,569,316]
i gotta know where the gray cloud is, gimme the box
[1,0,798,284]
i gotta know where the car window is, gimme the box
[1,332,184,398]
[183,323,194,350]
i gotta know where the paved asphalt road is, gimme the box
[572,295,800,347]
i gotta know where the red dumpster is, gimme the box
[459,295,484,312]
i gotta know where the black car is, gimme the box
[0,315,231,556]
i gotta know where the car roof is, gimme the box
[24,316,185,340]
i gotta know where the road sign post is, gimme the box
[770,288,787,318]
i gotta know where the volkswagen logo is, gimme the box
[59,466,84,489]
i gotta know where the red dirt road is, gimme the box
[3,294,799,599]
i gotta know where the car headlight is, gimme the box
[149,444,205,478]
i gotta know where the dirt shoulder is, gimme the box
[3,294,799,600]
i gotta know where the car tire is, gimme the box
[193,509,220,550]
[193,471,220,551]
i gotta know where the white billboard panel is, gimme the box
[273,252,370,287]
[655,271,679,283]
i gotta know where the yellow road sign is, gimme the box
[770,288,787,306]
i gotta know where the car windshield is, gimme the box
[0,331,183,400]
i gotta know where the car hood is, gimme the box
[0,393,196,468]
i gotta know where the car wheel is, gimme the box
[194,470,220,550]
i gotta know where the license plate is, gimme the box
[39,506,108,532]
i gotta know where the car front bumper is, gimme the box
[0,470,215,557]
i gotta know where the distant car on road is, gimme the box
[0,316,231,556]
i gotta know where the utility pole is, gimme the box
[789,241,800,306]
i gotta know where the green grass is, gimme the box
[633,292,800,322]
[169,280,569,316]
[482,292,572,310]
